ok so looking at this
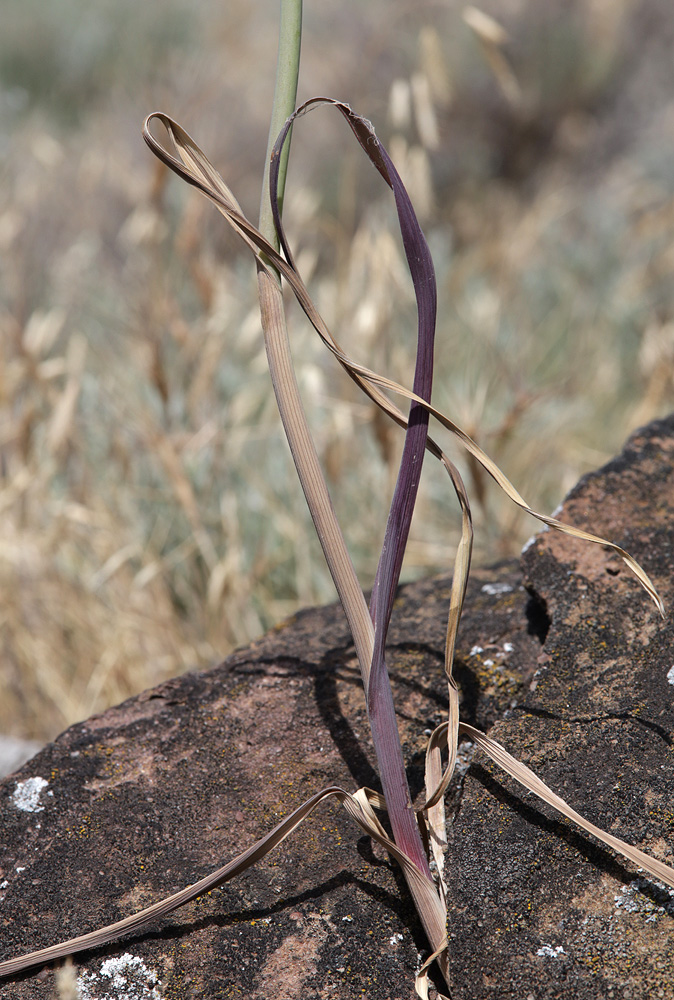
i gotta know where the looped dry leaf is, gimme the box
[146,103,668,987]
[144,108,663,623]
[2,102,668,1000]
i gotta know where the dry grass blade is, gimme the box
[271,99,442,887]
[459,722,674,890]
[255,268,375,677]
[143,97,667,868]
[0,784,445,980]
[419,456,472,885]
[144,114,376,679]
[264,102,663,617]
[305,346,664,615]
[145,106,451,991]
[428,458,472,785]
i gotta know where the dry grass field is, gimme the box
[1,0,674,742]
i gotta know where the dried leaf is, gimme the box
[0,785,445,979]
[460,721,674,889]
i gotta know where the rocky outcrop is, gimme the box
[447,415,674,1000]
[1,416,673,999]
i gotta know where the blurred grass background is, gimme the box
[1,0,673,742]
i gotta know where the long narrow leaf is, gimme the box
[0,784,446,980]
[140,111,667,998]
[268,98,439,877]
[269,101,437,663]
[459,721,674,889]
[262,104,663,617]
[144,110,448,978]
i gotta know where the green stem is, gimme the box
[259,0,303,251]
[256,10,446,987]
[257,0,434,882]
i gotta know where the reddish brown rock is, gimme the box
[1,416,673,999]
[447,415,674,999]
[0,567,537,999]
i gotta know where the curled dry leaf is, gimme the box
[1,102,671,1000]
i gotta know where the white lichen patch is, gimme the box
[11,777,49,813]
[614,878,674,923]
[481,582,513,596]
[77,953,161,1000]
[536,944,565,958]
[666,664,674,686]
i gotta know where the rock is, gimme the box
[447,415,674,999]
[0,570,538,999]
[0,416,673,999]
